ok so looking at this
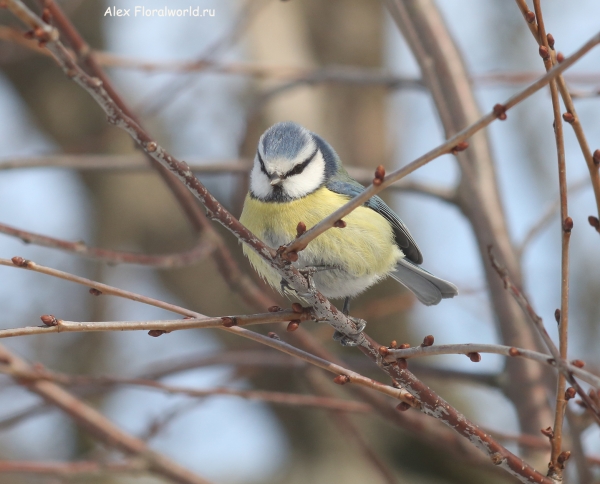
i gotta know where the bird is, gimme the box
[239,121,458,316]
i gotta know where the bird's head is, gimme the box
[249,122,337,202]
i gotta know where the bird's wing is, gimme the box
[326,176,423,264]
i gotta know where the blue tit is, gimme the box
[239,121,458,311]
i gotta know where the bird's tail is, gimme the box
[390,258,458,306]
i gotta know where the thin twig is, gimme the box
[0,311,312,338]
[531,1,570,476]
[0,460,146,477]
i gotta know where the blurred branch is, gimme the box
[0,222,216,268]
[0,155,457,203]
[518,177,589,258]
[387,342,600,389]
[2,364,373,413]
[0,344,213,484]
[305,369,399,484]
[515,0,600,233]
[0,459,147,478]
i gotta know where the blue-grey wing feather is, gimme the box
[326,177,423,264]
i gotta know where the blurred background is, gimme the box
[0,0,599,482]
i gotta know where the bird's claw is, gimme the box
[332,317,367,347]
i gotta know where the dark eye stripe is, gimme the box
[284,147,318,178]
[257,151,268,176]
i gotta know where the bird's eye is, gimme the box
[286,148,318,178]
[257,151,268,176]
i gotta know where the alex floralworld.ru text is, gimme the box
[104,6,216,17]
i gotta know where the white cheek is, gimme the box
[249,161,272,199]
[282,152,325,198]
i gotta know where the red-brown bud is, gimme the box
[493,103,507,120]
[89,288,102,296]
[562,112,575,124]
[40,315,58,327]
[148,330,166,337]
[11,256,28,267]
[554,309,561,324]
[539,46,550,60]
[564,387,576,400]
[508,347,520,357]
[286,251,298,262]
[292,303,303,313]
[286,321,300,332]
[557,451,571,465]
[525,11,535,23]
[267,332,280,340]
[146,141,157,152]
[571,359,585,368]
[451,141,469,155]
[547,33,555,49]
[390,340,398,348]
[333,375,350,385]
[589,216,600,230]
[593,149,600,166]
[334,219,347,228]
[421,335,434,347]
[399,343,410,349]
[221,317,236,328]
[378,346,390,357]
[373,178,382,186]
[296,221,306,238]
[396,402,411,411]
[374,165,386,181]
[467,352,481,363]
[556,52,565,63]
[541,427,554,439]
[563,217,573,233]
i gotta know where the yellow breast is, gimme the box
[239,187,403,295]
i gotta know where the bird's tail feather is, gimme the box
[390,259,458,306]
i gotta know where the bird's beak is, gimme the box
[270,176,283,186]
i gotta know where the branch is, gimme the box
[0,460,146,478]
[530,1,571,476]
[386,343,600,389]
[0,155,457,203]
[1,365,373,413]
[0,311,312,338]
[0,345,213,484]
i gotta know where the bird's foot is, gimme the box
[332,317,367,347]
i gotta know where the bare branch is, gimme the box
[387,343,600,389]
